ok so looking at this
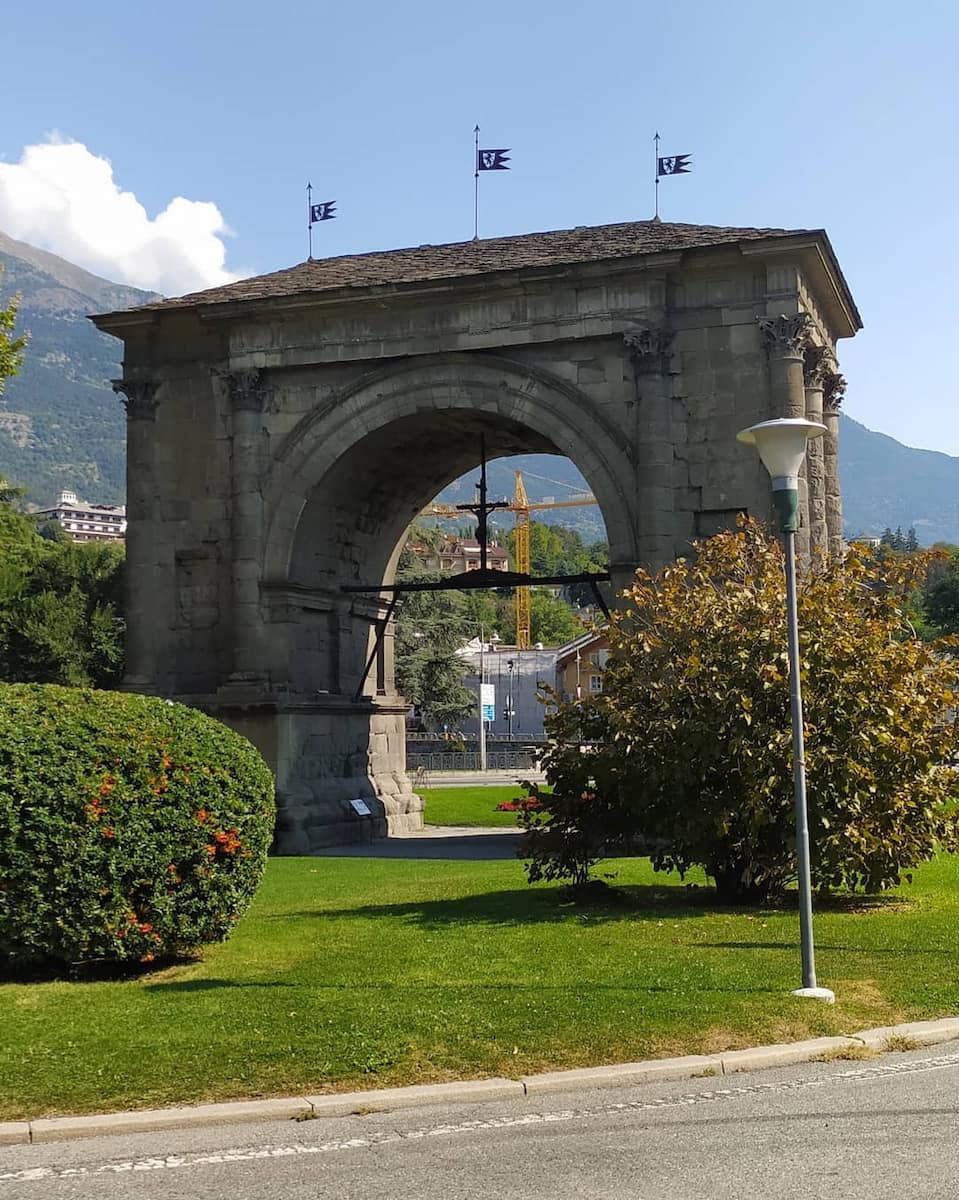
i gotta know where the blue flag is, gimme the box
[477,149,510,171]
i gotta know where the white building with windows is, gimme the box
[35,490,127,543]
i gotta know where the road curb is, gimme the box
[4,1017,958,1146]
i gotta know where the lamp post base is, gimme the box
[792,986,836,1003]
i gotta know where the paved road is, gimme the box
[3,1042,958,1198]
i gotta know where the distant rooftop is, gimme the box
[100,219,825,317]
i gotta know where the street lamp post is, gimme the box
[478,629,487,773]
[506,658,514,738]
[737,417,835,1004]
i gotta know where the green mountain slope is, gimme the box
[0,230,156,506]
[838,414,959,544]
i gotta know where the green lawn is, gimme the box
[2,853,958,1121]
[420,785,528,827]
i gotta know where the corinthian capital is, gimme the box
[802,345,829,388]
[758,313,811,358]
[220,369,268,412]
[823,371,846,413]
[624,327,673,374]
[112,378,159,421]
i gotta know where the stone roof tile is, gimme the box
[122,219,817,314]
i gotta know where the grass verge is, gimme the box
[420,785,528,827]
[1,853,957,1120]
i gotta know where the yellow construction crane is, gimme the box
[421,470,598,649]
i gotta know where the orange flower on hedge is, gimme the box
[196,808,210,823]
[102,827,116,838]
[213,829,242,854]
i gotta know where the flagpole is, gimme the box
[473,125,480,240]
[307,181,313,260]
[654,133,660,220]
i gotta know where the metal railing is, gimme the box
[407,751,539,773]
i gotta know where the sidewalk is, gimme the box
[4,1018,958,1145]
[416,769,546,788]
[316,826,523,860]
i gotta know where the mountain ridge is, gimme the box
[1,232,956,542]
[0,231,157,505]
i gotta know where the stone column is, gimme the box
[220,369,271,691]
[624,327,674,570]
[803,345,828,557]
[759,314,811,558]
[112,378,160,691]
[822,369,846,559]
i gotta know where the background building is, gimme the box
[35,489,126,542]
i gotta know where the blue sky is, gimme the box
[2,0,957,452]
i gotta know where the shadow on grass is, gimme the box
[0,954,201,986]
[144,976,778,996]
[703,941,953,957]
[277,883,784,929]
[143,979,299,993]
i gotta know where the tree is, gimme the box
[0,268,27,392]
[0,477,125,687]
[522,518,959,901]
[393,542,476,730]
[496,588,584,646]
[923,552,959,637]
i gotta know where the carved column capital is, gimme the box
[758,313,811,359]
[220,368,269,412]
[823,371,846,413]
[802,345,829,389]
[624,327,673,374]
[112,378,159,421]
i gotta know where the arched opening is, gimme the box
[264,356,636,707]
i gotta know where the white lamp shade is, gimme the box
[736,419,826,489]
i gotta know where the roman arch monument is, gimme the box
[93,219,861,851]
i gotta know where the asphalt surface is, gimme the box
[3,1041,958,1198]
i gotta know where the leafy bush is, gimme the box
[523,519,959,901]
[0,685,275,969]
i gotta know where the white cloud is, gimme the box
[0,137,240,296]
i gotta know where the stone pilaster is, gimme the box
[624,327,674,568]
[112,378,160,691]
[803,345,828,556]
[759,313,812,558]
[219,369,271,690]
[823,369,846,559]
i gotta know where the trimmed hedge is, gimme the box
[0,684,276,969]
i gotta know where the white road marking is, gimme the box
[3,1052,958,1187]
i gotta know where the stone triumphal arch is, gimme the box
[93,219,861,850]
